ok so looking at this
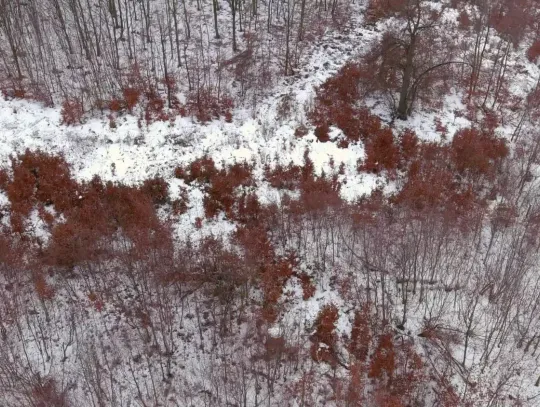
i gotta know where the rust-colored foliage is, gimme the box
[295,125,309,138]
[310,63,392,147]
[203,162,254,219]
[259,335,299,364]
[123,87,141,113]
[1,82,54,106]
[0,168,8,190]
[314,124,330,142]
[109,98,124,112]
[310,304,339,366]
[234,223,296,322]
[264,162,302,190]
[361,128,399,174]
[457,9,472,29]
[394,144,456,212]
[186,88,234,123]
[176,156,218,184]
[368,332,395,380]
[366,0,407,22]
[391,135,495,221]
[234,224,275,266]
[297,171,342,213]
[7,150,77,221]
[399,129,419,165]
[491,203,517,229]
[172,196,188,215]
[344,362,365,406]
[451,127,508,179]
[261,256,295,305]
[528,40,540,63]
[31,377,69,407]
[373,391,405,407]
[267,152,342,214]
[436,378,461,407]
[60,99,84,125]
[349,303,372,363]
[45,176,171,269]
[141,177,169,205]
[87,292,104,312]
[434,117,448,138]
[144,89,166,124]
[296,272,316,300]
[33,273,55,300]
[235,192,261,225]
[489,0,532,46]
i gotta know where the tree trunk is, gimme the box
[397,36,416,120]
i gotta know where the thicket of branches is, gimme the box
[0,0,351,118]
[357,0,540,119]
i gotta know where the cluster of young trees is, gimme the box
[357,0,540,119]
[0,0,351,119]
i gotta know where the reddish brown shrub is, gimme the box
[141,177,169,205]
[451,127,508,179]
[368,333,395,380]
[198,162,254,219]
[310,63,376,144]
[391,139,492,222]
[31,377,69,407]
[315,124,330,142]
[491,203,518,229]
[109,98,124,112]
[7,150,77,221]
[434,117,448,138]
[296,272,316,300]
[45,177,169,269]
[399,129,419,165]
[295,125,309,138]
[366,0,407,22]
[349,303,372,363]
[172,197,188,215]
[0,168,8,190]
[186,88,234,123]
[489,0,532,46]
[528,40,540,63]
[393,144,458,212]
[123,87,141,112]
[310,304,340,366]
[457,9,472,29]
[264,162,302,190]
[60,99,83,125]
[261,256,295,305]
[361,128,399,174]
[265,153,342,214]
[144,90,166,124]
[0,230,27,280]
[176,156,218,184]
[235,192,262,225]
[1,83,53,107]
[297,173,342,213]
[33,273,55,300]
[234,224,274,265]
